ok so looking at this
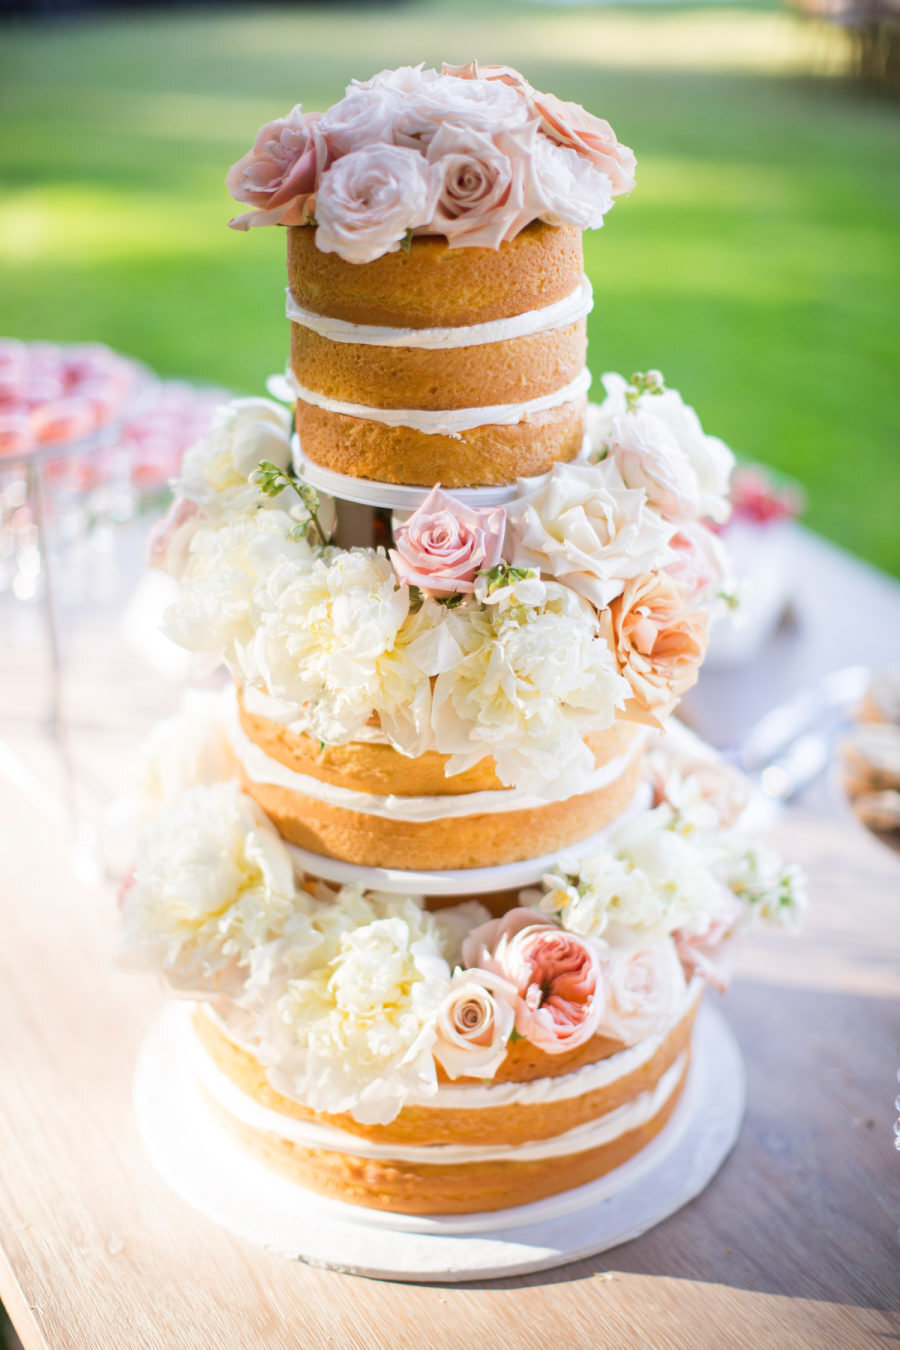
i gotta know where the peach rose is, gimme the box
[390,485,505,595]
[593,941,687,1046]
[147,497,201,579]
[432,967,518,1079]
[314,144,441,265]
[427,123,537,250]
[462,908,603,1054]
[528,91,636,196]
[599,572,709,724]
[226,105,326,230]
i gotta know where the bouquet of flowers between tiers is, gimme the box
[118,718,805,1126]
[224,62,637,261]
[149,371,737,798]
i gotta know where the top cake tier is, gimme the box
[226,61,636,490]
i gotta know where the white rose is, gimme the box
[607,410,704,522]
[314,145,441,265]
[432,968,518,1080]
[505,460,675,608]
[176,397,293,519]
[316,86,399,158]
[594,941,688,1046]
[531,134,613,230]
[119,782,298,995]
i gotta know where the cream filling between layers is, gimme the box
[285,276,594,348]
[192,1016,689,1165]
[287,367,592,437]
[227,692,647,820]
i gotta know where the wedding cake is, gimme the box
[124,62,804,1218]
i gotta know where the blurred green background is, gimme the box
[1,1,898,572]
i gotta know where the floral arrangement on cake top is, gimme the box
[118,693,805,1124]
[225,62,635,262]
[149,372,736,797]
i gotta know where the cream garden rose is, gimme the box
[314,145,441,265]
[432,968,518,1079]
[593,941,688,1046]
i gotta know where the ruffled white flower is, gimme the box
[246,548,435,751]
[258,891,451,1125]
[419,583,629,795]
[176,398,293,520]
[119,782,299,994]
[538,803,730,948]
[506,461,675,608]
[431,899,493,967]
[589,374,735,524]
[532,134,613,231]
[129,690,235,820]
[162,509,311,666]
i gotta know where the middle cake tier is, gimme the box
[287,221,591,489]
[231,686,646,871]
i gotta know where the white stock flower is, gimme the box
[423,583,629,795]
[130,690,235,820]
[119,782,299,994]
[260,893,451,1124]
[590,374,735,524]
[506,461,675,608]
[162,509,310,665]
[723,844,808,930]
[176,397,293,520]
[314,144,441,265]
[532,134,614,230]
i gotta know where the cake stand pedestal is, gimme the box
[134,1000,745,1283]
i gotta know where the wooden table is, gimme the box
[1,773,899,1347]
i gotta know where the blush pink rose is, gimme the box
[314,144,441,265]
[528,91,636,196]
[147,497,201,579]
[390,485,505,596]
[462,908,604,1055]
[673,893,743,993]
[593,942,687,1046]
[227,105,326,230]
[666,520,732,607]
[426,122,539,250]
[316,87,398,159]
[599,572,709,725]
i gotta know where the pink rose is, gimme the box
[147,497,201,579]
[394,76,528,150]
[593,942,687,1046]
[227,105,326,230]
[314,145,441,265]
[666,521,732,607]
[599,572,709,724]
[316,87,399,159]
[390,485,505,596]
[531,135,613,231]
[528,91,636,196]
[462,908,604,1055]
[432,967,518,1080]
[427,123,538,250]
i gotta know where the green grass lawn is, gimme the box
[1,3,898,572]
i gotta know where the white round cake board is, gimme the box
[134,1000,745,1282]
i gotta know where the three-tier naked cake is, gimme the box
[124,62,804,1224]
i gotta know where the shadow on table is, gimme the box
[448,978,900,1314]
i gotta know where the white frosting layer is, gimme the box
[286,276,594,349]
[288,366,592,437]
[192,1015,688,1165]
[228,692,646,821]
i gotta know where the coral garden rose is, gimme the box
[599,572,709,723]
[390,485,505,595]
[462,909,604,1054]
[432,967,518,1079]
[227,105,325,229]
[314,144,441,264]
[593,941,688,1046]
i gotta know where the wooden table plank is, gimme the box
[1,764,899,1348]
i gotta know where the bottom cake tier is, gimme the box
[190,985,700,1215]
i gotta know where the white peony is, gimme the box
[258,892,451,1124]
[129,690,235,820]
[119,782,299,995]
[505,460,675,608]
[531,134,614,231]
[420,583,629,795]
[162,509,311,666]
[314,144,441,265]
[590,374,735,524]
[176,397,293,520]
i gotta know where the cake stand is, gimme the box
[134,999,745,1282]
